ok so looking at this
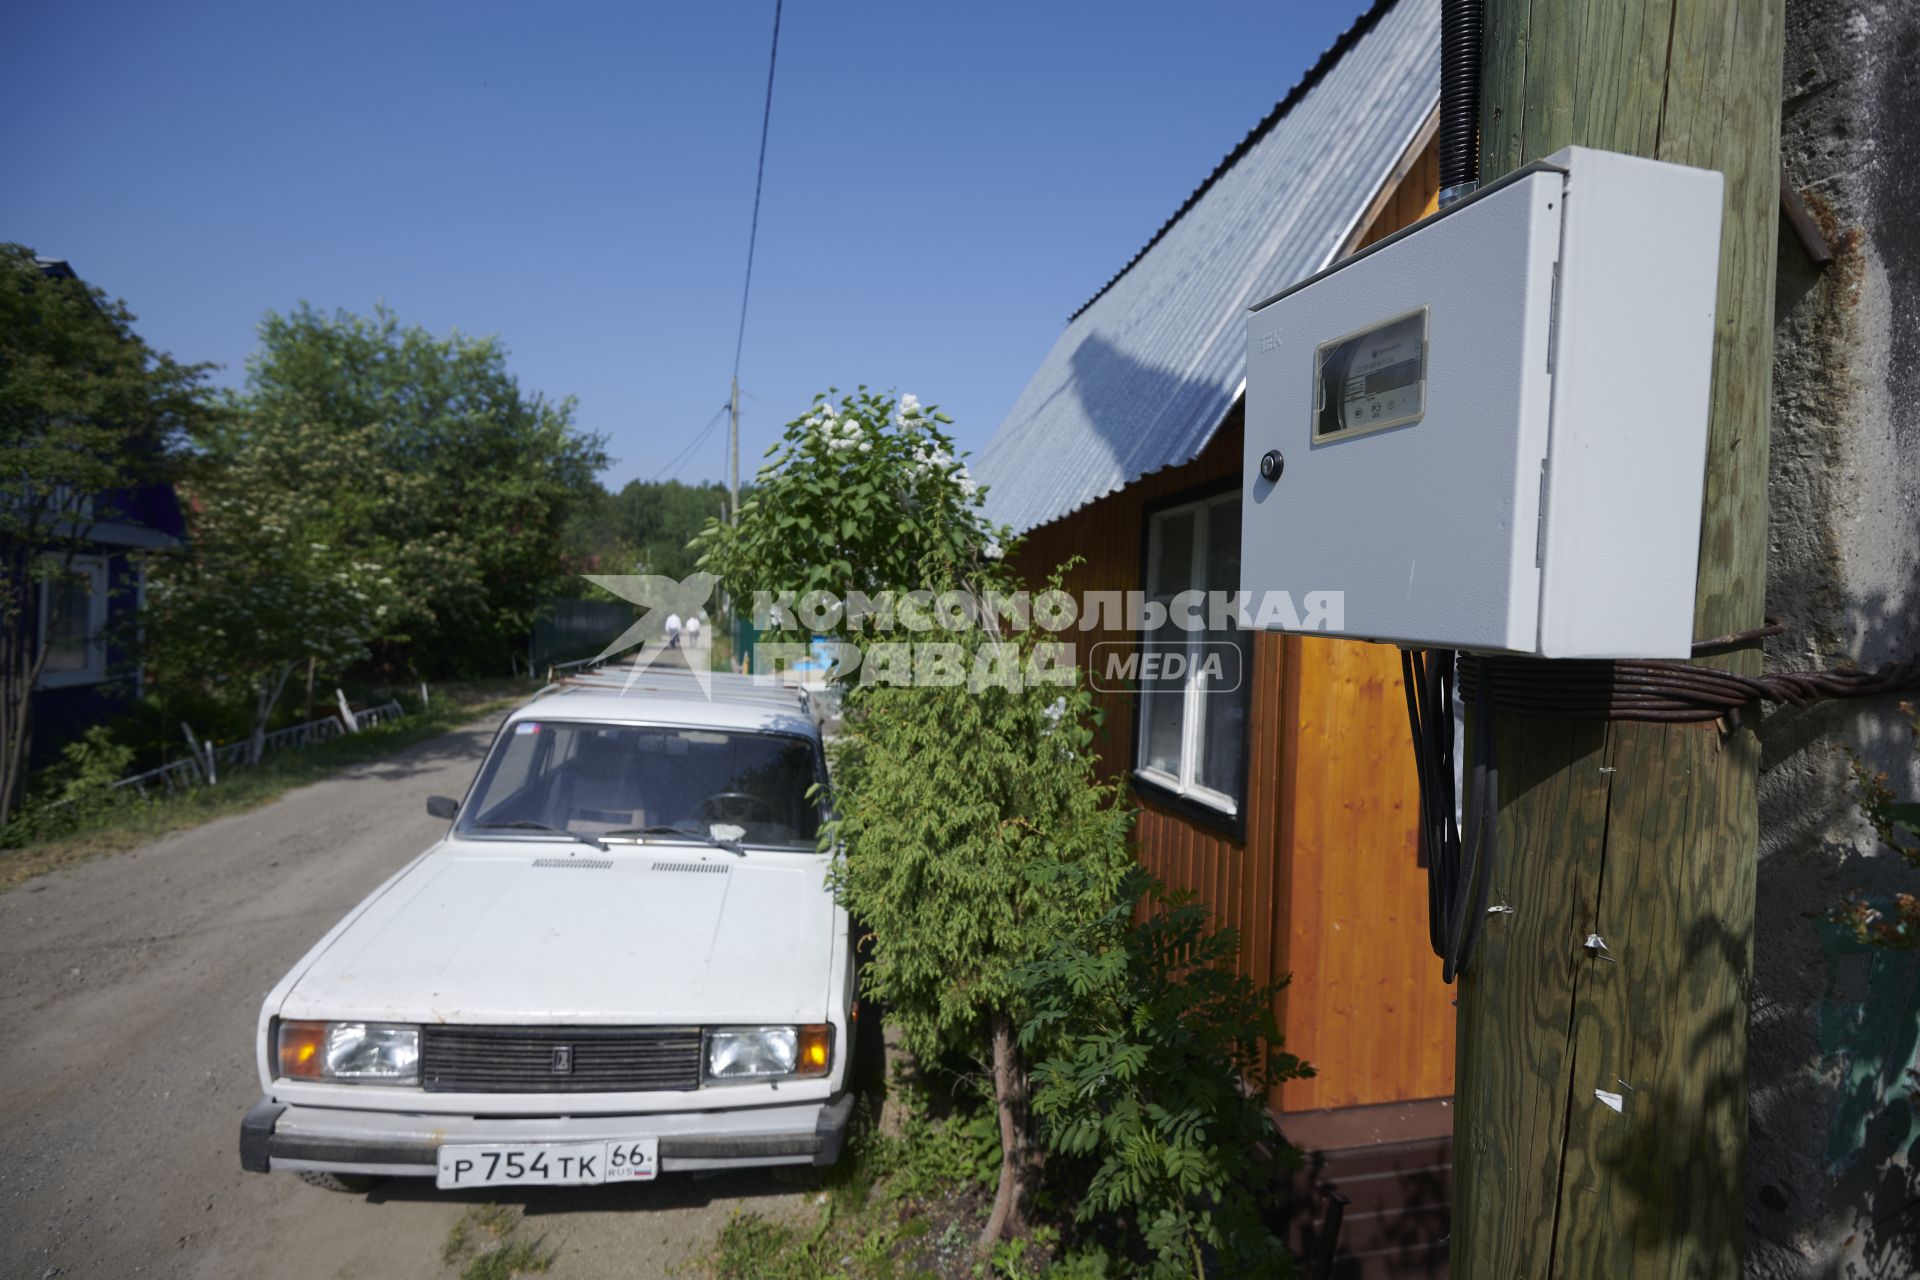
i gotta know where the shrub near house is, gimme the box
[700,388,1311,1274]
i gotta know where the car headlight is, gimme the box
[704,1024,831,1082]
[277,1020,420,1084]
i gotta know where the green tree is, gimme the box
[145,413,407,760]
[566,479,734,582]
[699,388,1129,1246]
[240,304,608,674]
[0,245,210,824]
[693,388,1005,624]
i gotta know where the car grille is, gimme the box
[420,1025,703,1093]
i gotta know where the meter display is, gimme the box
[1313,307,1427,441]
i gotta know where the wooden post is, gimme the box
[1451,3,1782,1276]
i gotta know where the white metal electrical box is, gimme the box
[1241,146,1725,658]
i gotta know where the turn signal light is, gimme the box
[796,1024,832,1078]
[277,1020,328,1078]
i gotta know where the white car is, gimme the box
[239,669,854,1192]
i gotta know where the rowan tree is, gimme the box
[700,388,1130,1245]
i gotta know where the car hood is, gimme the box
[281,839,839,1026]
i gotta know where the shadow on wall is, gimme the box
[1750,370,1920,1266]
[1817,925,1919,1264]
[1748,2,1920,1270]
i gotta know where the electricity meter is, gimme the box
[1314,307,1428,442]
[1241,146,1725,659]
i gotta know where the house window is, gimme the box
[37,557,109,688]
[1135,491,1251,816]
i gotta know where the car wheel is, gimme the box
[297,1170,380,1194]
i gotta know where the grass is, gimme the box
[0,679,532,893]
[442,1204,557,1280]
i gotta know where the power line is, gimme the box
[731,0,783,386]
[658,407,726,482]
[727,0,782,530]
[652,404,730,483]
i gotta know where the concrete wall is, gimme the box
[1749,1,1920,1274]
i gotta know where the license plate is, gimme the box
[435,1138,658,1188]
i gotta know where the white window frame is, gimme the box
[1134,492,1245,817]
[36,555,110,689]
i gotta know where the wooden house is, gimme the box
[24,261,187,767]
[975,0,1453,1269]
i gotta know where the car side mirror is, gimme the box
[426,795,459,821]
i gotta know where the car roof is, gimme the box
[513,666,821,739]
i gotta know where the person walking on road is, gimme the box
[665,612,683,650]
[685,613,703,653]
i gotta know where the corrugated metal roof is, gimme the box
[976,0,1440,536]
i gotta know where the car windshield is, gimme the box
[457,720,825,851]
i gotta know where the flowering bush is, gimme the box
[146,414,407,760]
[693,388,1009,629]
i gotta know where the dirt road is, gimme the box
[0,713,810,1280]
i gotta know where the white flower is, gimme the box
[858,440,871,453]
[983,538,1003,560]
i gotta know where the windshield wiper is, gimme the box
[472,821,608,852]
[604,824,746,857]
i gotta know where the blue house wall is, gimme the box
[27,484,185,768]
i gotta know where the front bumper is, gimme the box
[241,1092,854,1179]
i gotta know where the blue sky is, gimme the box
[3,0,1371,488]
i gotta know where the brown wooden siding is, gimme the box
[1352,135,1440,252]
[1010,415,1451,1112]
[1010,418,1285,1066]
[1003,135,1451,1112]
[1276,632,1452,1109]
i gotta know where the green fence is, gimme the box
[531,598,639,670]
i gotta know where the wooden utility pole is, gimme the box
[1451,3,1783,1276]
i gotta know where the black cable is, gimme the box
[1400,650,1443,954]
[1438,0,1483,197]
[1457,648,1920,726]
[1403,646,1495,982]
[1410,621,1916,982]
[651,404,730,483]
[730,0,784,387]
[1451,673,1496,982]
